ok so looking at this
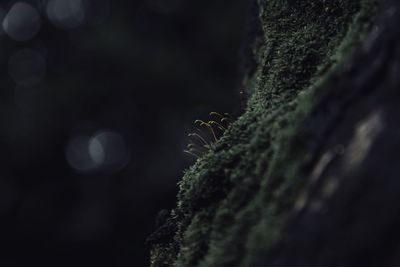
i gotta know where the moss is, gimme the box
[150,1,377,266]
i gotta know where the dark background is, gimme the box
[0,0,248,266]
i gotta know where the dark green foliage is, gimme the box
[150,1,376,266]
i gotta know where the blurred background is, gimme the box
[0,0,248,266]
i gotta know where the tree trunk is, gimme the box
[149,0,400,266]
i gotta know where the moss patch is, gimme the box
[150,1,376,266]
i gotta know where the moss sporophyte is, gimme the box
[184,112,233,159]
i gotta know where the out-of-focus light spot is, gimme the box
[66,130,130,173]
[8,49,46,86]
[2,2,41,41]
[46,0,85,29]
[0,5,6,35]
[88,136,105,164]
[66,135,97,172]
[89,131,130,172]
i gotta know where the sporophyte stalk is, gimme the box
[184,112,233,159]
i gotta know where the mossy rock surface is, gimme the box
[149,0,378,266]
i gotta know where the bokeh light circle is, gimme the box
[3,2,41,41]
[46,0,86,29]
[66,135,95,172]
[66,130,130,173]
[89,131,130,172]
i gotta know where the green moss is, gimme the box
[150,1,376,266]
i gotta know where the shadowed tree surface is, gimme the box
[149,0,400,266]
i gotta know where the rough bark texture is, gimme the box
[149,0,400,266]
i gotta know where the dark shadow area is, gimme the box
[0,0,248,266]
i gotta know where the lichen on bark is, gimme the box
[149,1,376,266]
